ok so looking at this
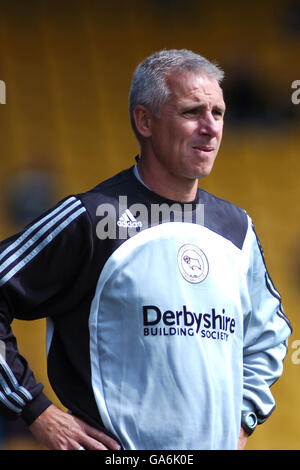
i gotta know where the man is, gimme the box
[0,49,292,450]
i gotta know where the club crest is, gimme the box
[177,244,209,284]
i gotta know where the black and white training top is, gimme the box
[0,164,292,449]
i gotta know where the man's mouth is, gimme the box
[192,145,214,152]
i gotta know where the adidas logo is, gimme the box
[117,209,143,228]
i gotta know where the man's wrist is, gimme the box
[22,393,53,426]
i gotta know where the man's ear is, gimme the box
[133,105,153,138]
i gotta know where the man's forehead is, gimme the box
[166,70,224,103]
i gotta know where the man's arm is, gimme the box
[0,309,52,423]
[242,221,292,430]
[0,197,86,423]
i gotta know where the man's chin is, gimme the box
[190,166,214,180]
[187,156,216,179]
[197,169,213,179]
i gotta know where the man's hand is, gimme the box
[29,404,121,450]
[237,426,248,450]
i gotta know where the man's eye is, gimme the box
[183,109,199,116]
[213,109,224,118]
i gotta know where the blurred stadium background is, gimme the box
[0,0,299,450]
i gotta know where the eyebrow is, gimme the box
[180,101,226,113]
[214,103,226,112]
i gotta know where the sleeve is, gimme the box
[242,220,292,424]
[0,195,93,425]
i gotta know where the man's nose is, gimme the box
[197,113,219,136]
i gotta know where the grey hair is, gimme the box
[129,49,224,141]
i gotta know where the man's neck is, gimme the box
[137,156,199,202]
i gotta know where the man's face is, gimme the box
[148,70,225,181]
